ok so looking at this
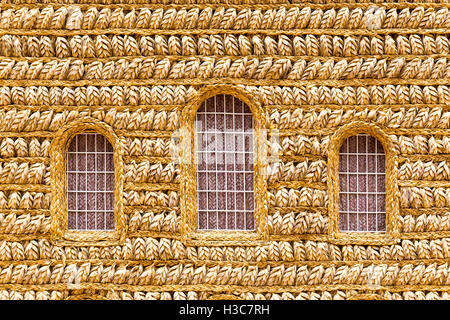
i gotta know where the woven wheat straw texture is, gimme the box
[0,0,448,301]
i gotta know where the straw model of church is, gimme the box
[0,0,448,300]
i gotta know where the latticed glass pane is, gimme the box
[67,133,115,230]
[338,134,386,232]
[196,95,255,230]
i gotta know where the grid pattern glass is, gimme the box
[338,134,386,232]
[196,95,255,230]
[66,133,115,230]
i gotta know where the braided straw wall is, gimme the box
[0,0,448,300]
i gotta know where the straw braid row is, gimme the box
[5,0,450,5]
[274,135,329,157]
[0,237,448,261]
[101,108,179,131]
[0,138,50,157]
[0,108,180,131]
[238,290,450,300]
[269,211,450,235]
[401,213,450,232]
[392,136,450,155]
[252,85,450,106]
[125,161,178,183]
[0,289,449,301]
[0,161,48,185]
[268,187,328,208]
[123,138,176,157]
[0,85,195,106]
[114,290,450,300]
[268,211,328,235]
[0,213,50,234]
[2,84,450,107]
[127,210,180,233]
[0,56,449,80]
[3,34,450,58]
[0,261,448,287]
[0,240,53,260]
[112,291,199,300]
[399,160,450,181]
[0,290,65,300]
[400,187,450,209]
[275,135,450,156]
[267,160,327,183]
[0,238,190,260]
[0,191,50,210]
[124,190,179,207]
[0,6,448,31]
[268,108,450,130]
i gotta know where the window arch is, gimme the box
[338,134,386,232]
[195,94,254,230]
[66,132,115,230]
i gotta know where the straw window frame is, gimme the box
[50,118,126,245]
[327,121,400,245]
[180,85,269,244]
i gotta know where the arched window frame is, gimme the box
[180,85,269,244]
[50,118,125,244]
[327,121,400,245]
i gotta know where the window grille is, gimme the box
[338,134,386,232]
[195,94,255,230]
[66,133,115,230]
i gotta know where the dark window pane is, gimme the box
[338,134,386,232]
[66,133,114,231]
[196,95,254,231]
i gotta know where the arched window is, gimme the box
[195,94,254,230]
[338,134,386,232]
[66,133,115,230]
